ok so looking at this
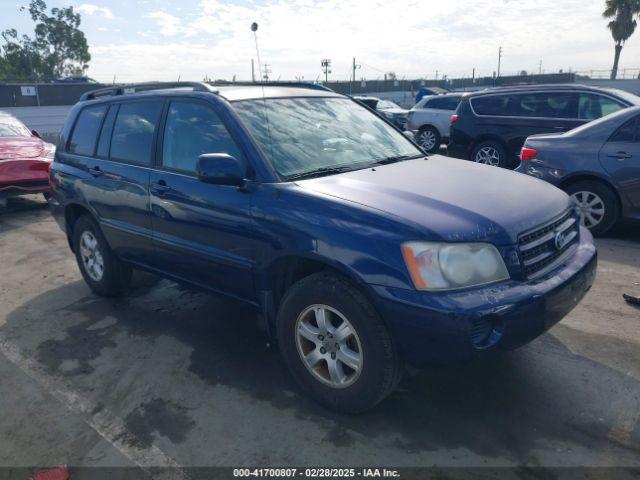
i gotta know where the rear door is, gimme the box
[599,115,640,210]
[149,98,256,302]
[64,101,163,260]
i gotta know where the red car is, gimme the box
[0,111,55,207]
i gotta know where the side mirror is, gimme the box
[403,130,415,141]
[196,153,246,186]
[31,129,41,139]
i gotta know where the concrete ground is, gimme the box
[0,195,639,477]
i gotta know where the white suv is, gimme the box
[407,94,463,152]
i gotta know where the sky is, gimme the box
[2,0,640,83]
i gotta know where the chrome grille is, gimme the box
[518,209,580,279]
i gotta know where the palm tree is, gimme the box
[604,0,639,79]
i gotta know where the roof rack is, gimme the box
[208,81,333,92]
[79,81,217,102]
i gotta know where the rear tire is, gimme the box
[276,272,403,413]
[72,215,132,296]
[471,141,509,168]
[564,180,619,237]
[416,126,441,153]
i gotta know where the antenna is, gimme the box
[251,22,263,84]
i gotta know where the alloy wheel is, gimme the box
[474,146,501,166]
[571,191,605,229]
[417,130,437,151]
[79,231,104,282]
[295,304,363,388]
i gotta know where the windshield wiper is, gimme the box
[374,154,424,165]
[286,164,359,181]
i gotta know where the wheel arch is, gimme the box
[64,203,95,252]
[558,173,623,216]
[258,253,380,336]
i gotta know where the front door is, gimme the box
[149,99,256,302]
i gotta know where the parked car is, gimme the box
[49,82,597,413]
[53,76,99,84]
[0,111,55,207]
[448,84,640,168]
[353,96,409,130]
[408,93,464,152]
[517,106,640,236]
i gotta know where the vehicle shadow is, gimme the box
[3,275,639,465]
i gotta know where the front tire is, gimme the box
[471,141,508,168]
[73,215,132,296]
[415,126,441,153]
[277,272,403,413]
[564,180,619,236]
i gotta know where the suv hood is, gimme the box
[295,156,571,245]
[0,136,46,160]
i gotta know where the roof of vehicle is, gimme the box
[79,81,340,103]
[353,95,380,101]
[464,83,634,98]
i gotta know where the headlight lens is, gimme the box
[401,242,509,290]
[45,146,56,160]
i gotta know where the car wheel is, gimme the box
[416,126,441,153]
[73,215,132,296]
[565,180,619,237]
[277,272,403,413]
[471,141,508,168]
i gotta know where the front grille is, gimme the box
[518,209,580,279]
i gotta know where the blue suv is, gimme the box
[49,82,597,413]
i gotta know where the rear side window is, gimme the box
[161,101,244,173]
[506,92,575,118]
[578,93,625,120]
[470,95,509,116]
[609,117,638,142]
[68,105,107,155]
[426,96,460,110]
[110,102,163,164]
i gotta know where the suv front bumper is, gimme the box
[370,229,597,366]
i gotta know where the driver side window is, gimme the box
[162,101,244,173]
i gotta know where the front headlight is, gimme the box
[45,146,56,160]
[401,242,509,291]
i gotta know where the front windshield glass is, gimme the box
[0,116,31,137]
[233,97,422,179]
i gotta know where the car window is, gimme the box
[96,105,118,158]
[578,93,625,120]
[162,101,244,173]
[609,117,638,142]
[377,100,400,110]
[0,115,31,137]
[68,105,107,156]
[470,95,510,116]
[110,102,163,164]
[506,92,575,118]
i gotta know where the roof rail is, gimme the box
[79,81,216,102]
[208,81,333,92]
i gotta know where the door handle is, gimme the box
[552,126,566,130]
[150,180,171,195]
[607,151,632,159]
[88,166,103,177]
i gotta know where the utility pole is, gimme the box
[263,64,271,82]
[321,59,332,83]
[251,59,255,82]
[538,59,542,75]
[350,57,361,95]
[497,46,503,78]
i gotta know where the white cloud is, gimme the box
[86,0,640,83]
[76,3,115,20]
[147,11,184,37]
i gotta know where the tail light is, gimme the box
[450,114,459,125]
[520,147,537,161]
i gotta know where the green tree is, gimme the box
[0,0,90,82]
[603,0,640,79]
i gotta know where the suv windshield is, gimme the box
[233,97,422,179]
